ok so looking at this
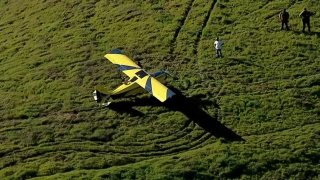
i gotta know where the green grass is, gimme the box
[0,0,320,179]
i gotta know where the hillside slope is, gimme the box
[0,0,320,179]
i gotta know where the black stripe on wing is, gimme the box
[145,76,153,94]
[116,64,140,71]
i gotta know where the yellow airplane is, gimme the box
[93,49,176,105]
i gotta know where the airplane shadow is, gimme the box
[107,88,244,142]
[107,97,162,117]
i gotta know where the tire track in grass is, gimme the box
[103,96,216,156]
[129,120,195,145]
[155,0,233,152]
[5,94,318,160]
[0,132,212,162]
[30,122,320,179]
[110,123,212,155]
[112,98,220,154]
[3,121,318,164]
[0,122,213,162]
[109,120,194,147]
[130,132,212,157]
[9,113,319,169]
[169,0,196,55]
[0,103,212,160]
[193,0,217,55]
[193,0,217,82]
[2,76,317,162]
[111,91,242,155]
[24,121,320,178]
[81,122,320,155]
[1,125,211,160]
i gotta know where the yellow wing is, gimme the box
[104,53,141,80]
[105,50,175,102]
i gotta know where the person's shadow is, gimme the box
[107,87,244,142]
[292,30,320,37]
[308,31,320,37]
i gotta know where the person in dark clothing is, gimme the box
[299,8,315,32]
[279,9,290,30]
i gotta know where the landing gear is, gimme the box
[102,102,112,107]
[92,90,102,103]
[93,90,113,107]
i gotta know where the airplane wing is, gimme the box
[104,50,175,102]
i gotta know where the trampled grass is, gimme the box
[0,0,319,179]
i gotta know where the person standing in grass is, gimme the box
[214,37,223,58]
[299,8,315,32]
[279,9,290,30]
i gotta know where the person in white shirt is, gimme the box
[214,37,224,58]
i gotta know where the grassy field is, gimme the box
[0,0,320,179]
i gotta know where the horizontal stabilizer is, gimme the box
[110,49,123,54]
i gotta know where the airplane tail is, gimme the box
[152,70,178,81]
[162,70,178,80]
